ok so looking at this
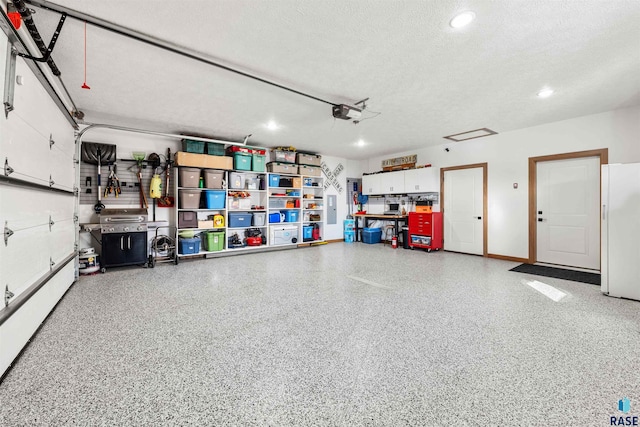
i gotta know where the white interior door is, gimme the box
[444,167,484,255]
[536,157,600,269]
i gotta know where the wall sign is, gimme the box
[321,161,344,193]
[382,154,417,169]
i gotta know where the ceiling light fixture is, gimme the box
[450,11,475,28]
[266,120,279,130]
[356,139,366,147]
[537,88,554,98]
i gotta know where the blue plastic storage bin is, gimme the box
[283,210,299,222]
[269,174,280,187]
[229,212,252,228]
[344,230,355,243]
[303,225,313,240]
[205,190,226,209]
[179,237,201,254]
[234,152,252,171]
[269,212,281,223]
[362,227,382,244]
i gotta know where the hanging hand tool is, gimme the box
[93,148,105,214]
[113,164,121,198]
[104,164,113,197]
[158,148,175,208]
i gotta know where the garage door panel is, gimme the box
[0,261,75,376]
[50,219,76,263]
[49,123,76,158]
[49,148,76,191]
[0,224,52,298]
[0,186,51,230]
[47,193,75,221]
[1,114,52,185]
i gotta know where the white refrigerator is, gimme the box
[601,163,640,301]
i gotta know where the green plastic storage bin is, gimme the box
[252,154,266,172]
[204,231,225,252]
[206,142,225,156]
[234,152,252,171]
[182,139,205,153]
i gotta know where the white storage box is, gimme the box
[270,226,299,245]
[229,172,245,189]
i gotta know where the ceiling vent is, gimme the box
[443,128,497,142]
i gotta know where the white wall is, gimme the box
[364,107,640,259]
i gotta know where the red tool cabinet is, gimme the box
[408,212,443,252]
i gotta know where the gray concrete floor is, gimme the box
[1,243,639,426]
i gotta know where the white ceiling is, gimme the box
[26,0,640,160]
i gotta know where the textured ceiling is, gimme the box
[23,0,640,159]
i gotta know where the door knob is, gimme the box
[538,218,545,222]
[476,216,481,220]
[538,210,543,215]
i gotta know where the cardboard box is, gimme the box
[198,220,214,229]
[175,151,233,170]
[292,177,302,188]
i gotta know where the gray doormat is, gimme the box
[509,264,600,286]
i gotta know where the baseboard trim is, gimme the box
[487,253,529,263]
[325,239,344,243]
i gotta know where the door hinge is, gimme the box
[49,215,55,231]
[49,134,56,149]
[73,214,79,223]
[4,158,14,176]
[73,187,79,197]
[74,243,78,251]
[50,257,56,270]
[5,285,14,307]
[49,175,55,187]
[3,44,17,118]
[4,222,14,246]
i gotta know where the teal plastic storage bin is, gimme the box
[283,210,299,222]
[362,227,382,244]
[344,230,355,243]
[234,152,252,171]
[344,219,355,231]
[182,139,205,153]
[205,190,226,209]
[252,154,266,172]
[206,142,225,156]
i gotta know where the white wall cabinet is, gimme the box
[363,168,439,195]
[404,167,438,193]
[362,173,381,195]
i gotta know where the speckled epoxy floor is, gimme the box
[1,243,639,426]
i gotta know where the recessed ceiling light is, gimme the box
[537,88,554,98]
[356,139,366,147]
[265,120,279,130]
[450,11,475,28]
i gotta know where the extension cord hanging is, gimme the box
[81,21,90,89]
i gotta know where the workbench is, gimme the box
[352,214,408,242]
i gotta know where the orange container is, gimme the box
[416,205,432,213]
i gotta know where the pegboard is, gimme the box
[79,161,174,206]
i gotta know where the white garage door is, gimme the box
[0,35,78,376]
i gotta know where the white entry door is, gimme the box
[536,157,600,269]
[444,167,484,255]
